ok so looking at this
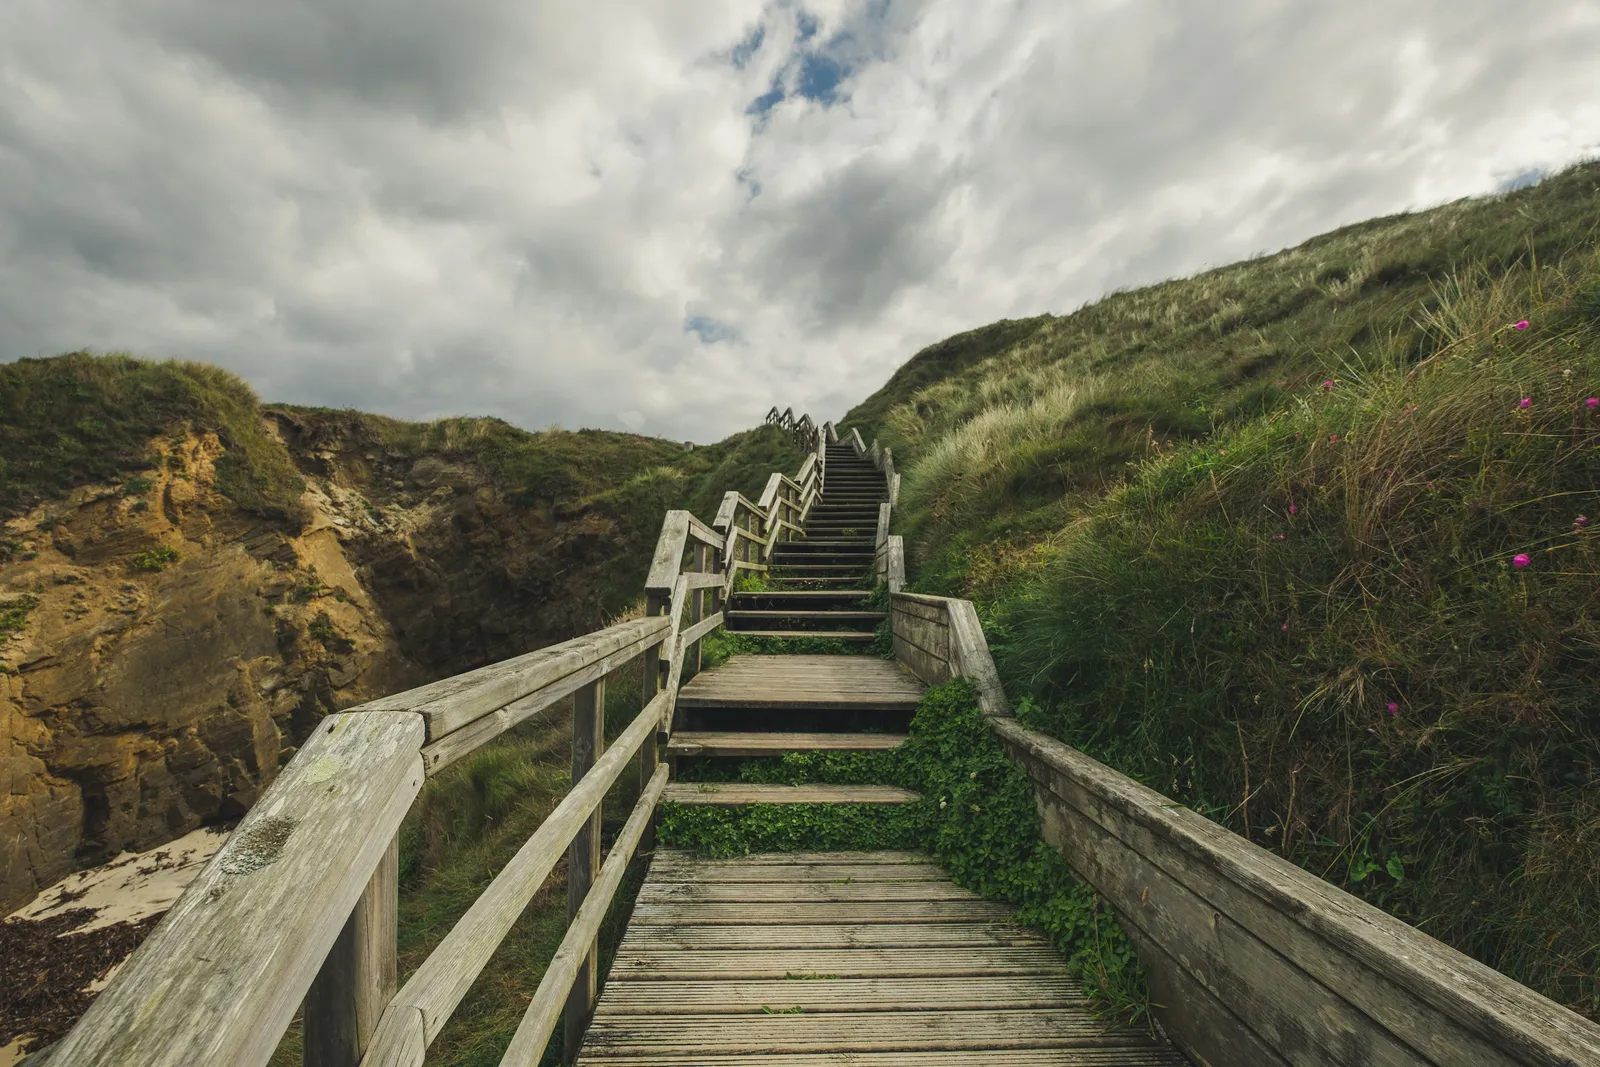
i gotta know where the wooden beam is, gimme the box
[51,712,425,1067]
[500,766,670,1066]
[564,678,605,1064]
[356,616,668,742]
[645,511,691,596]
[360,692,669,1064]
[304,837,399,1067]
[407,620,669,770]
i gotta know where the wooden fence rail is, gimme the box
[46,412,837,1067]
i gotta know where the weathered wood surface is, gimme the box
[667,731,907,757]
[660,783,919,806]
[890,594,1006,715]
[577,851,1177,1065]
[564,679,606,1064]
[645,510,692,596]
[304,836,399,1067]
[500,765,670,1067]
[992,717,1600,1067]
[418,625,666,775]
[362,691,669,1065]
[676,654,923,709]
[50,712,425,1067]
[357,615,669,742]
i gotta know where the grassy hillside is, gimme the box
[843,161,1600,1015]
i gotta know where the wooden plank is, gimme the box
[304,836,399,1067]
[991,718,1600,1067]
[682,571,724,591]
[885,536,905,594]
[581,1009,1150,1054]
[595,975,1088,1014]
[635,881,979,904]
[564,678,606,1064]
[609,947,1065,980]
[48,712,425,1067]
[577,1050,1185,1066]
[662,784,918,806]
[362,692,669,1061]
[891,598,947,624]
[627,901,1014,925]
[419,625,663,774]
[686,513,724,551]
[653,850,929,865]
[617,923,1047,949]
[645,860,942,882]
[678,610,723,648]
[644,511,691,597]
[666,732,907,756]
[500,766,669,1067]
[357,615,669,741]
[945,598,1010,717]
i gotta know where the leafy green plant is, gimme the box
[307,611,354,653]
[127,545,180,572]
[0,595,39,639]
[122,476,153,496]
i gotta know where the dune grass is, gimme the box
[840,161,1600,1016]
[0,352,306,519]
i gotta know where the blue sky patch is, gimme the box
[684,314,739,344]
[730,25,765,69]
[1497,168,1545,193]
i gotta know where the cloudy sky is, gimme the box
[2,1,1598,441]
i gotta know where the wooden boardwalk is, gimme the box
[576,851,1184,1065]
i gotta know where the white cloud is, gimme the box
[1,0,1597,439]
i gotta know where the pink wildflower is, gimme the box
[1575,515,1590,529]
[1514,320,1530,330]
[1281,623,1289,632]
[1387,702,1399,714]
[1288,504,1298,515]
[1588,398,1599,410]
[1274,533,1287,542]
[1329,434,1340,444]
[1513,553,1531,569]
[1518,397,1532,410]
[1321,379,1334,389]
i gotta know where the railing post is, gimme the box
[564,677,605,1065]
[688,543,706,676]
[303,835,399,1067]
[641,597,667,844]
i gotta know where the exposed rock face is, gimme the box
[1,414,638,912]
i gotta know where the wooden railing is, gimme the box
[45,413,835,1067]
[764,405,821,454]
[888,592,1600,1067]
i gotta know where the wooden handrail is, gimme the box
[48,712,427,1067]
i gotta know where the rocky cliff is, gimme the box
[1,357,796,912]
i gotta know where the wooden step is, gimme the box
[726,610,887,621]
[661,783,919,806]
[667,731,907,756]
[729,590,872,599]
[724,630,878,641]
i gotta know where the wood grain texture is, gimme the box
[666,732,907,757]
[578,851,1176,1065]
[362,692,668,1062]
[501,765,670,1067]
[645,511,691,597]
[50,712,425,1067]
[564,678,606,1064]
[661,783,919,806]
[357,615,669,741]
[304,837,399,1067]
[677,655,923,710]
[992,717,1600,1067]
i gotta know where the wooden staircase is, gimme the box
[724,442,888,640]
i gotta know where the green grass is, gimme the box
[841,160,1600,1017]
[126,546,180,573]
[0,353,307,520]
